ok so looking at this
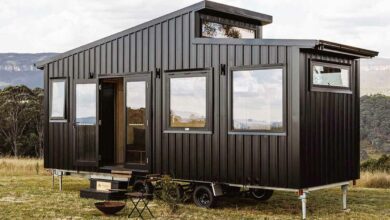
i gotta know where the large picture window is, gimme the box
[230,66,285,133]
[310,60,351,93]
[164,70,212,132]
[50,79,67,121]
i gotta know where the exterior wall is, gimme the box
[43,9,302,188]
[299,50,360,188]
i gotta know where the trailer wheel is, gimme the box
[193,185,215,208]
[250,189,273,201]
[133,180,154,194]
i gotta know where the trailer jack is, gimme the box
[52,169,63,191]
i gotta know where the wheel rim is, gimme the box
[251,189,266,199]
[196,189,210,206]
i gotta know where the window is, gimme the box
[230,66,285,133]
[310,60,351,93]
[76,83,96,125]
[199,14,257,39]
[164,70,212,132]
[50,79,67,120]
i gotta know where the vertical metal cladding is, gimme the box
[299,51,359,188]
[45,10,300,188]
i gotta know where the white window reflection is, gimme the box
[233,68,284,131]
[313,65,349,87]
[50,81,65,119]
[76,83,96,125]
[126,81,145,110]
[170,76,206,128]
[202,21,255,39]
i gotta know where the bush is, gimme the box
[361,154,390,173]
[154,175,183,214]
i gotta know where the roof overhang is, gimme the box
[199,1,273,26]
[315,40,379,58]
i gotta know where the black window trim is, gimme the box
[163,68,213,134]
[49,77,68,122]
[228,64,287,136]
[310,59,352,94]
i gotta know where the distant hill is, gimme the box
[0,53,57,89]
[360,94,390,160]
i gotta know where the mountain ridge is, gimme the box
[0,53,57,89]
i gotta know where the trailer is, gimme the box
[35,1,378,218]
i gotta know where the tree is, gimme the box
[0,86,35,157]
[202,22,241,38]
[31,88,44,158]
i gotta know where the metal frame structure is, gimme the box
[37,1,378,219]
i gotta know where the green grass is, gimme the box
[0,158,390,219]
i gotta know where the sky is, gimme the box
[0,0,388,57]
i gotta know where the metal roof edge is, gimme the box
[203,0,273,25]
[315,40,379,58]
[192,38,318,46]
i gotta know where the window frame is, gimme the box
[197,13,259,39]
[228,64,287,135]
[310,60,352,94]
[49,77,68,122]
[163,68,213,134]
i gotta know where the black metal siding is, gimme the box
[44,9,305,188]
[299,51,360,188]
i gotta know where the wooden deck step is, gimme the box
[111,170,132,175]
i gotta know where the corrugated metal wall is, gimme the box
[299,51,360,188]
[158,43,297,188]
[44,8,302,188]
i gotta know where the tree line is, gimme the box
[360,94,390,155]
[0,85,43,158]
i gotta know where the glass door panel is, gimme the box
[73,81,98,167]
[126,81,146,165]
[76,83,97,125]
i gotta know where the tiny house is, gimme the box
[36,1,378,218]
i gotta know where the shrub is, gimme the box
[154,175,183,214]
[361,154,390,173]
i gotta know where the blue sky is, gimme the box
[0,0,387,57]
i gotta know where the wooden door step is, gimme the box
[111,170,132,175]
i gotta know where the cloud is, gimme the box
[0,0,387,56]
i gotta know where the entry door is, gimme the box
[73,79,99,167]
[125,74,151,171]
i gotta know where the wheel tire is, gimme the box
[133,180,154,194]
[193,185,215,208]
[250,189,273,201]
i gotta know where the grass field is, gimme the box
[0,157,389,219]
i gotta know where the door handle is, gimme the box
[72,121,80,127]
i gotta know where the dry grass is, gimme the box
[0,157,46,176]
[0,158,389,219]
[357,171,390,188]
